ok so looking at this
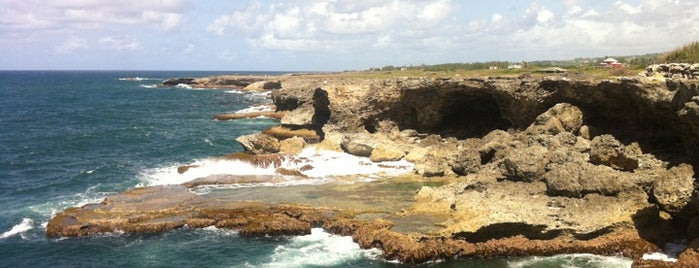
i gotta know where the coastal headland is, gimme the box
[48,65,699,266]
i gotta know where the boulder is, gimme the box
[281,106,315,125]
[415,162,445,177]
[279,136,306,155]
[242,81,281,91]
[589,135,641,171]
[526,103,584,135]
[652,164,695,216]
[500,145,550,182]
[450,148,481,175]
[544,162,631,198]
[340,137,374,157]
[404,147,429,163]
[677,238,699,267]
[236,133,280,154]
[370,145,405,162]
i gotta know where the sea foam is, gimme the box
[138,147,413,187]
[260,228,381,267]
[642,240,687,262]
[509,253,633,268]
[0,218,34,239]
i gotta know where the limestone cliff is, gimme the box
[49,72,699,265]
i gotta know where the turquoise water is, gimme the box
[0,71,633,267]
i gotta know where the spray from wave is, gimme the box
[138,147,413,187]
[0,218,34,239]
[259,228,382,267]
[509,253,633,268]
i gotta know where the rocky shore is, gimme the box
[48,70,699,266]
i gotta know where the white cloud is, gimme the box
[209,0,457,51]
[206,1,266,36]
[492,13,503,23]
[536,7,554,23]
[56,37,88,53]
[581,9,600,18]
[0,0,187,33]
[99,35,142,51]
[614,1,641,15]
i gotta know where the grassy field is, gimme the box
[328,65,645,79]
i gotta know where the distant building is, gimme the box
[489,66,499,70]
[508,63,523,69]
[600,58,623,69]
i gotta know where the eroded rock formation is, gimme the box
[50,72,699,265]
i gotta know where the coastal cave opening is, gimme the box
[433,93,512,139]
[574,103,689,167]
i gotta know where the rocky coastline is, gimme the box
[48,69,699,266]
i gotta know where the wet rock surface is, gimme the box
[52,71,699,265]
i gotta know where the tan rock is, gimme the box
[370,145,405,162]
[404,147,429,163]
[279,136,306,154]
[590,135,640,171]
[653,163,695,216]
[527,103,584,135]
[236,133,280,154]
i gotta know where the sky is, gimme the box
[1,0,697,71]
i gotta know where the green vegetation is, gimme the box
[660,41,699,63]
[355,43,699,79]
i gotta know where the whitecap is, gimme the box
[29,185,114,218]
[0,218,34,239]
[119,77,147,81]
[260,228,381,267]
[175,83,193,89]
[224,89,245,94]
[234,105,274,114]
[139,84,157,89]
[509,253,632,268]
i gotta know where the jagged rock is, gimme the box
[478,130,515,164]
[653,164,696,216]
[279,136,306,154]
[369,145,405,162]
[450,148,481,175]
[404,147,429,163]
[414,162,444,177]
[500,145,550,182]
[677,238,699,267]
[162,78,195,86]
[527,103,584,135]
[177,165,199,174]
[242,81,281,91]
[263,126,320,144]
[214,111,285,120]
[589,135,641,171]
[340,135,374,157]
[236,133,280,154]
[544,161,634,198]
[275,168,307,177]
[281,106,315,125]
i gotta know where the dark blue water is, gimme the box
[0,71,633,267]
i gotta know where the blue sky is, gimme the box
[1,0,697,71]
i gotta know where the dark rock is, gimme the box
[589,135,640,171]
[162,78,195,86]
[500,145,550,182]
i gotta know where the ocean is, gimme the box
[0,71,637,267]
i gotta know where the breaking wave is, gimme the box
[0,218,34,239]
[259,228,382,267]
[138,147,413,187]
